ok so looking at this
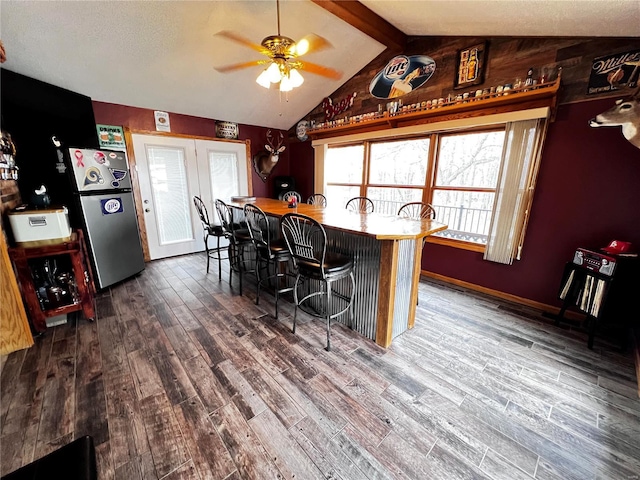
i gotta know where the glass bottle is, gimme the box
[538,67,548,84]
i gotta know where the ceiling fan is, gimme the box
[214,0,342,92]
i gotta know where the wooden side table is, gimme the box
[8,229,95,333]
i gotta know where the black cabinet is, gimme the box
[556,255,639,349]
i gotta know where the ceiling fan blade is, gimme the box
[295,33,333,56]
[215,30,268,55]
[215,60,266,73]
[298,60,342,80]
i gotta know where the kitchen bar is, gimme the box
[227,197,447,347]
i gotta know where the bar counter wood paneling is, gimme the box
[227,198,447,347]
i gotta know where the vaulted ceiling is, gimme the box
[1,1,638,131]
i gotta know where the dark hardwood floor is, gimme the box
[1,252,639,479]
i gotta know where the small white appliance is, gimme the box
[8,206,72,247]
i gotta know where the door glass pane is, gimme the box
[325,145,364,183]
[366,187,424,215]
[435,131,504,187]
[369,139,429,185]
[432,189,495,244]
[209,151,239,207]
[147,146,194,245]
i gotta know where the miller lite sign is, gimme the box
[101,197,124,215]
[369,55,436,99]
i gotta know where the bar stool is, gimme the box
[214,199,253,295]
[280,212,355,351]
[346,196,374,213]
[244,203,293,318]
[397,202,436,219]
[193,196,227,279]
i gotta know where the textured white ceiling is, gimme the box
[360,0,640,37]
[0,1,384,131]
[1,1,638,131]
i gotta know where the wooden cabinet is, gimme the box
[1,224,33,354]
[9,229,95,333]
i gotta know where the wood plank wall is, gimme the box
[305,37,640,124]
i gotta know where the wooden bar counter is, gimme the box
[228,197,447,347]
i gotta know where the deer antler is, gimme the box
[266,129,284,150]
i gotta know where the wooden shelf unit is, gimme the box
[9,229,96,333]
[308,78,561,140]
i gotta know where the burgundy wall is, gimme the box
[91,101,290,199]
[287,140,315,201]
[92,97,640,310]
[424,98,640,307]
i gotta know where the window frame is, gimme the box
[324,125,506,252]
[312,107,551,253]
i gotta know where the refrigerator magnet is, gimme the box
[101,198,123,215]
[154,111,171,132]
[84,167,105,187]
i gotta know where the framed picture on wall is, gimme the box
[454,41,487,89]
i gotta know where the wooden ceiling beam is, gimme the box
[311,0,407,53]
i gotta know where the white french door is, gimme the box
[132,134,249,260]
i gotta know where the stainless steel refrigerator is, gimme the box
[68,147,145,289]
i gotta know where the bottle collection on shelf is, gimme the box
[0,129,19,180]
[308,66,560,132]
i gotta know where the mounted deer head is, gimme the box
[589,87,640,150]
[252,129,286,182]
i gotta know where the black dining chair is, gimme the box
[193,196,227,279]
[397,202,436,219]
[214,199,253,295]
[244,203,294,318]
[346,196,374,213]
[281,190,302,204]
[307,193,327,206]
[280,212,355,351]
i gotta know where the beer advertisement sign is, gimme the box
[369,55,436,99]
[587,49,640,95]
[97,125,125,150]
[454,42,487,89]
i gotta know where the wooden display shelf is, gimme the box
[9,229,96,333]
[308,77,561,140]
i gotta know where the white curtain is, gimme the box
[484,118,546,264]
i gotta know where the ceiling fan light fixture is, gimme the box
[256,68,271,88]
[279,74,293,92]
[289,68,304,87]
[266,61,282,83]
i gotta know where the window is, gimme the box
[324,129,504,245]
[324,144,364,208]
[433,129,504,243]
[319,112,548,262]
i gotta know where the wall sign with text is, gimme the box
[587,49,640,95]
[96,124,125,150]
[216,121,239,139]
[454,42,487,90]
[369,55,436,99]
